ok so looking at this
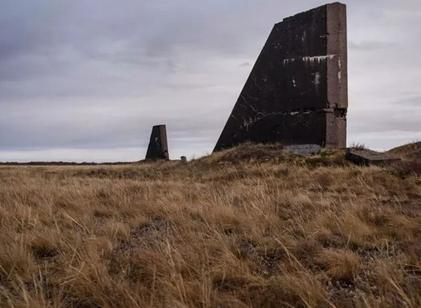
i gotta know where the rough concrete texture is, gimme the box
[284,144,322,156]
[145,125,169,160]
[346,149,400,166]
[214,3,347,152]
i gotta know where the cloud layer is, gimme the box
[1,0,420,161]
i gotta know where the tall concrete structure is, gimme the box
[214,3,347,152]
[145,125,169,160]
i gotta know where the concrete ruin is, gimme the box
[214,3,348,152]
[145,125,169,160]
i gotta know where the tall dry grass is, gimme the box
[0,144,420,307]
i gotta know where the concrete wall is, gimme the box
[214,3,347,151]
[145,125,169,160]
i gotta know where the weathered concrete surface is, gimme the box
[346,149,400,166]
[145,125,169,160]
[284,144,322,156]
[214,3,347,152]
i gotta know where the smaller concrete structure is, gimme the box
[145,125,169,160]
[346,148,400,166]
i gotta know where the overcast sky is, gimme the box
[0,0,420,162]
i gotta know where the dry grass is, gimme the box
[0,143,420,307]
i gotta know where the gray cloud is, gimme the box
[0,0,421,161]
[400,96,421,106]
[349,41,395,51]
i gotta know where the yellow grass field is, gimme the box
[0,144,420,307]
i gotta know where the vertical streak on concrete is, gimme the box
[326,3,347,148]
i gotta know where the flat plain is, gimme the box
[0,144,420,307]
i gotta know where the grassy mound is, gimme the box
[387,142,421,177]
[388,141,421,160]
[199,142,348,167]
